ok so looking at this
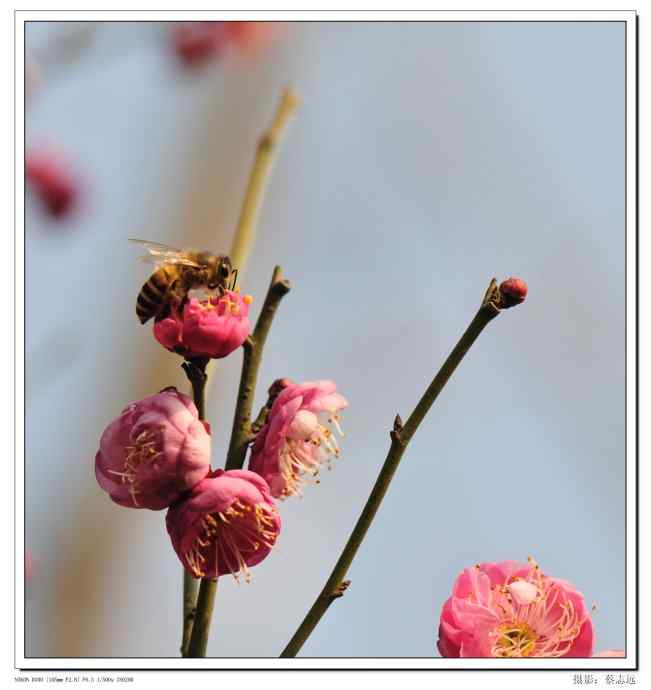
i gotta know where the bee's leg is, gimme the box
[157,279,184,321]
[156,302,172,321]
[229,268,238,291]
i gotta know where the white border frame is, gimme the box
[14,9,638,672]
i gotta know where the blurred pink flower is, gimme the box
[166,469,280,581]
[499,277,528,308]
[249,380,348,499]
[171,22,229,67]
[26,149,77,218]
[437,558,594,658]
[594,650,625,657]
[225,22,283,60]
[153,291,252,359]
[95,388,211,510]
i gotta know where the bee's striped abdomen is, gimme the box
[136,265,178,324]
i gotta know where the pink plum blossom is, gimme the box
[249,380,348,499]
[95,388,211,510]
[26,149,78,218]
[166,469,281,581]
[153,291,252,360]
[437,558,594,658]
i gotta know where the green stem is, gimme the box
[229,88,300,270]
[225,266,291,471]
[280,280,504,657]
[182,571,199,656]
[185,578,218,658]
[205,88,299,398]
[180,357,209,656]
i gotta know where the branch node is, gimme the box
[181,357,209,385]
[329,580,351,600]
[390,414,404,445]
[480,277,502,316]
[274,278,292,295]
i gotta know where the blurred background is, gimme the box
[24,20,625,658]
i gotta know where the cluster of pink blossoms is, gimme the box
[95,286,347,583]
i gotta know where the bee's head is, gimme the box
[206,255,233,290]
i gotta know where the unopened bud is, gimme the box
[499,277,528,308]
[267,377,293,400]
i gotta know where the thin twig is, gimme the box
[205,87,299,394]
[182,571,199,656]
[225,266,291,471]
[280,279,509,657]
[185,578,219,658]
[179,357,209,656]
[229,87,300,271]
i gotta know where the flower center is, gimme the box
[188,291,253,316]
[279,412,345,497]
[184,498,278,582]
[487,559,589,657]
[106,429,160,506]
[492,623,538,657]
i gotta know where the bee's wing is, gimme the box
[129,238,201,268]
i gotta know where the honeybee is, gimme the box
[130,239,237,324]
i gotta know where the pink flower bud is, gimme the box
[26,150,77,218]
[437,558,594,657]
[499,277,528,308]
[249,380,348,499]
[95,388,211,510]
[166,469,281,581]
[171,22,229,67]
[153,291,252,360]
